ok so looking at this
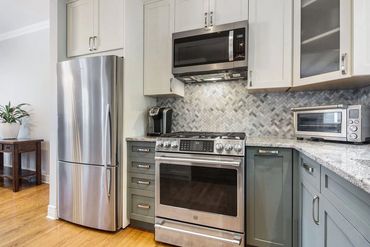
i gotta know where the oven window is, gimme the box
[297,112,342,133]
[174,31,230,67]
[160,163,237,216]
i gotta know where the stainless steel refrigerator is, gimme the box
[57,56,123,231]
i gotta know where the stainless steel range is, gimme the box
[154,132,246,247]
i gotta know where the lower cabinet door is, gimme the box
[299,180,322,247]
[247,147,293,247]
[320,196,370,247]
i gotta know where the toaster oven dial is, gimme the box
[215,143,224,152]
[225,144,233,152]
[234,144,243,153]
[349,125,358,132]
[350,133,358,139]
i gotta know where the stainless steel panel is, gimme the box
[58,161,117,231]
[57,56,122,166]
[155,218,244,247]
[155,152,244,233]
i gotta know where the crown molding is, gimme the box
[0,20,49,42]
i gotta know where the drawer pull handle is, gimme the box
[312,195,320,225]
[137,164,150,169]
[137,180,150,185]
[258,149,279,155]
[137,203,150,209]
[303,163,314,174]
[137,148,150,153]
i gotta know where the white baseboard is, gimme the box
[47,205,58,220]
[42,174,50,184]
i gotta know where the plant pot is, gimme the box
[0,123,20,139]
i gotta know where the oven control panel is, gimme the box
[156,138,245,156]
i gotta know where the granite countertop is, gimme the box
[247,137,370,194]
[126,135,370,194]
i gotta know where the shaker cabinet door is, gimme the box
[247,147,293,247]
[248,0,292,90]
[174,0,209,32]
[209,0,248,26]
[67,0,94,57]
[94,0,124,52]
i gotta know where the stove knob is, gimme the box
[156,141,163,148]
[164,141,171,148]
[171,141,179,149]
[215,143,224,151]
[234,144,243,153]
[225,144,233,152]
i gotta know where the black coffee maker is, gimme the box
[147,107,173,136]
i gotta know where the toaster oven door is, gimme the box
[294,109,347,140]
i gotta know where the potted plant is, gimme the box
[0,102,30,139]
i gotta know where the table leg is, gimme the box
[36,142,41,185]
[0,152,3,169]
[12,145,19,192]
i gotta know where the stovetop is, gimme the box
[156,131,246,156]
[161,131,246,140]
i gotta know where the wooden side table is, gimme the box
[0,139,44,192]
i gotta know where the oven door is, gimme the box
[155,152,244,233]
[294,108,347,141]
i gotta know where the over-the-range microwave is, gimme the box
[172,21,248,83]
[292,105,370,143]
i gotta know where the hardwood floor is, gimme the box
[0,181,168,247]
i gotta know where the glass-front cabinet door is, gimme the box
[293,0,351,86]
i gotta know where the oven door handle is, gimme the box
[155,221,242,246]
[155,156,241,167]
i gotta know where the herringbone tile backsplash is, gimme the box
[157,81,370,138]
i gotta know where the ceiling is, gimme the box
[0,0,49,34]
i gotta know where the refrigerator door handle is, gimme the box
[104,104,112,198]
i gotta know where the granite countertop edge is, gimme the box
[127,136,370,194]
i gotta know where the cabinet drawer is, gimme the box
[128,142,155,158]
[299,154,321,191]
[129,189,155,224]
[128,173,155,192]
[128,158,155,175]
[321,167,370,242]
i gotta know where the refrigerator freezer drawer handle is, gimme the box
[106,168,111,198]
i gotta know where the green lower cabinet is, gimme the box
[320,196,370,247]
[299,153,370,247]
[247,147,293,247]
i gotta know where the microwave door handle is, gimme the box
[229,30,234,62]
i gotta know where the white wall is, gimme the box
[0,28,51,180]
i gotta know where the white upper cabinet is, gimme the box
[247,0,292,91]
[144,0,184,97]
[210,0,248,26]
[174,0,247,32]
[94,0,124,53]
[67,0,123,57]
[67,0,94,57]
[293,0,351,87]
[174,0,209,32]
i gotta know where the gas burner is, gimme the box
[161,131,246,140]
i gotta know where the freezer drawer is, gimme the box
[58,161,117,231]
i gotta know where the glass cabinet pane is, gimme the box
[300,0,340,78]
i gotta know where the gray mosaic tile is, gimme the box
[157,81,370,138]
